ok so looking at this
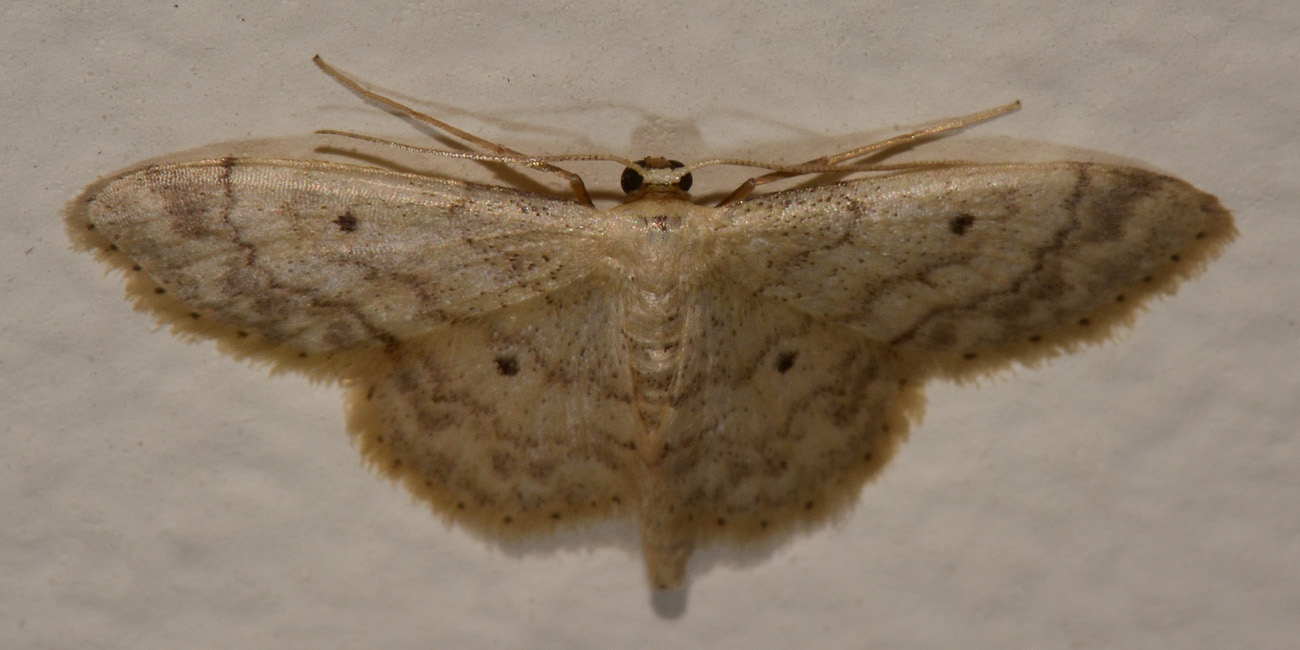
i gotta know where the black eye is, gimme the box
[621,166,644,194]
[675,169,693,192]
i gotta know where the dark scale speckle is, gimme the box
[334,209,358,232]
[494,354,520,376]
[775,350,798,373]
[948,214,976,235]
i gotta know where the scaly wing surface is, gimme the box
[72,158,604,356]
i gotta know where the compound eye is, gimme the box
[675,168,693,192]
[620,166,645,194]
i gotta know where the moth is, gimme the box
[68,57,1235,589]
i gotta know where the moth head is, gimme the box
[621,157,693,196]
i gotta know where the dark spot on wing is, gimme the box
[494,354,520,376]
[335,209,358,233]
[775,350,798,373]
[949,214,975,235]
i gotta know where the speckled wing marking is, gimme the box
[345,277,645,537]
[78,158,603,355]
[718,162,1233,356]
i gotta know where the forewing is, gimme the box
[72,159,602,354]
[716,163,1234,353]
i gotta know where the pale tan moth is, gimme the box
[68,57,1235,589]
